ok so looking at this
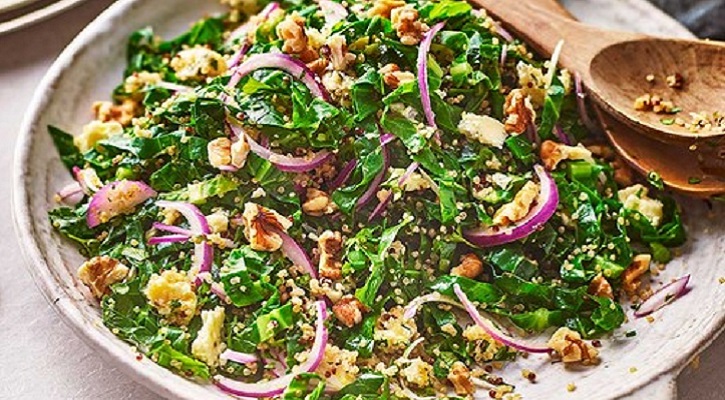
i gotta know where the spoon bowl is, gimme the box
[474,0,725,144]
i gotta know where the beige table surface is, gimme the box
[0,1,722,399]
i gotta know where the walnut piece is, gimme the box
[622,254,651,296]
[276,13,318,63]
[450,253,483,279]
[77,256,129,299]
[317,230,343,280]
[492,181,540,226]
[327,35,356,71]
[93,99,139,126]
[207,137,232,169]
[539,140,594,170]
[504,89,536,134]
[588,274,614,299]
[447,361,474,395]
[548,327,599,365]
[379,63,415,89]
[332,295,365,328]
[367,0,406,18]
[302,188,336,216]
[242,202,293,252]
[391,5,429,46]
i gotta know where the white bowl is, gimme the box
[13,0,725,398]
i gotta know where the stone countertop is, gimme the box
[0,1,721,399]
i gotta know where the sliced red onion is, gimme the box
[402,292,463,320]
[218,164,239,172]
[328,159,357,191]
[87,180,157,228]
[230,124,332,173]
[221,349,259,365]
[368,162,420,221]
[554,124,572,145]
[453,283,550,353]
[574,72,599,134]
[73,166,102,194]
[417,22,445,136]
[492,21,514,43]
[57,182,84,205]
[276,229,318,278]
[152,222,194,236]
[148,234,190,245]
[215,301,328,398]
[634,275,690,318]
[154,81,193,93]
[155,201,213,280]
[499,44,508,70]
[356,140,389,209]
[463,165,558,247]
[211,282,232,304]
[225,2,280,50]
[319,0,348,25]
[227,53,330,101]
[380,132,396,146]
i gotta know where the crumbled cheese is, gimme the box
[457,112,508,148]
[170,46,228,81]
[618,184,664,227]
[191,306,226,366]
[490,172,513,189]
[75,120,123,153]
[145,269,197,326]
[402,172,431,192]
[400,358,433,388]
[493,181,540,226]
[516,61,547,107]
[206,211,229,234]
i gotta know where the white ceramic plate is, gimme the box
[0,0,88,35]
[13,0,725,399]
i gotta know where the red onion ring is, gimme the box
[319,0,348,25]
[453,283,550,353]
[152,222,194,236]
[227,53,330,101]
[463,165,558,247]
[155,201,213,281]
[368,162,419,221]
[229,123,332,173]
[492,21,514,43]
[87,180,157,228]
[574,72,600,134]
[328,159,357,191]
[148,234,190,245]
[73,166,102,194]
[154,81,193,93]
[554,124,572,145]
[221,349,259,365]
[402,292,463,320]
[417,22,445,138]
[56,182,84,205]
[634,274,690,318]
[215,301,328,398]
[499,43,508,70]
[275,228,318,278]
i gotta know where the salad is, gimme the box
[48,0,688,398]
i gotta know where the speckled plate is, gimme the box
[12,0,725,399]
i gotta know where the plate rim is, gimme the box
[0,0,89,35]
[11,0,725,399]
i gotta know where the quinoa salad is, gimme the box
[48,0,689,398]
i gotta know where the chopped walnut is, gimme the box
[588,275,614,299]
[207,137,232,169]
[241,202,293,252]
[548,327,599,365]
[622,254,651,296]
[539,140,594,170]
[327,35,356,71]
[276,13,318,62]
[332,295,365,328]
[633,93,677,114]
[493,181,540,226]
[451,253,483,279]
[391,5,429,46]
[447,361,474,396]
[307,58,329,76]
[93,99,139,126]
[379,63,415,89]
[302,188,336,216]
[367,0,405,18]
[77,256,129,299]
[318,230,343,280]
[504,89,536,134]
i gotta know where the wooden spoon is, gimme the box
[473,0,725,145]
[508,0,725,197]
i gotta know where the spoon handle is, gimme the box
[471,0,643,79]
